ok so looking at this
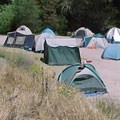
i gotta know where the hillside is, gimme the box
[0,46,120,120]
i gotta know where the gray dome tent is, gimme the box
[58,64,107,95]
[16,25,32,35]
[72,27,94,39]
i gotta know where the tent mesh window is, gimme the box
[15,36,25,45]
[7,37,14,44]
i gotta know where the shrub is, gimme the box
[13,0,41,33]
[0,4,15,34]
[0,48,33,68]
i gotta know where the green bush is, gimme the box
[0,4,15,34]
[0,51,6,58]
[0,49,33,68]
[39,0,68,35]
[67,31,72,36]
[13,0,42,33]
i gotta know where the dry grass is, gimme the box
[0,47,119,120]
[96,98,120,120]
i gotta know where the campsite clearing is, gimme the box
[49,48,120,101]
[0,35,120,101]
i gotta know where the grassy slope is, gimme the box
[0,47,119,120]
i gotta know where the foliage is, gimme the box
[12,0,41,33]
[1,0,120,34]
[0,4,15,34]
[30,64,41,74]
[67,31,72,36]
[39,0,67,34]
[57,0,72,15]
[0,0,11,4]
[0,51,6,58]
[0,48,120,119]
[69,0,116,33]
[0,48,33,68]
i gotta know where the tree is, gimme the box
[113,0,120,8]
[113,0,120,27]
[39,0,67,34]
[0,4,15,34]
[67,0,116,33]
[59,0,72,14]
[0,0,11,4]
[12,0,41,33]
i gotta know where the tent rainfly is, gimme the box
[44,38,81,65]
[33,28,55,52]
[58,64,107,95]
[35,33,55,52]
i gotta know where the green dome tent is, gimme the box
[58,64,107,95]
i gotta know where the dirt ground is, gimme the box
[80,48,120,101]
[49,48,120,101]
[1,35,120,101]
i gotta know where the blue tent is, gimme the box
[41,28,55,36]
[102,44,120,60]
